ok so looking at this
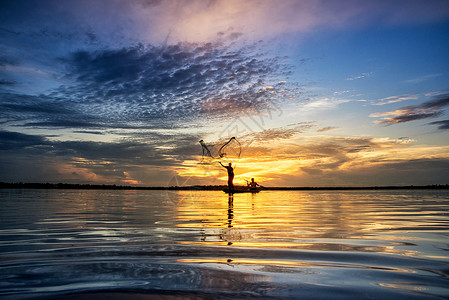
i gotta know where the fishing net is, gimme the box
[199,137,241,165]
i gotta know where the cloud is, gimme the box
[0,130,199,163]
[2,129,447,186]
[112,0,449,43]
[428,119,449,130]
[346,72,373,81]
[0,92,106,129]
[316,126,339,133]
[2,1,449,186]
[73,130,104,135]
[275,157,449,187]
[242,123,314,142]
[3,0,449,48]
[176,133,449,186]
[0,131,48,150]
[60,42,297,122]
[403,73,442,84]
[0,55,19,66]
[303,97,350,110]
[0,79,17,86]
[372,94,418,106]
[0,41,300,130]
[0,129,202,184]
[333,90,351,96]
[243,135,416,163]
[370,93,449,125]
[425,90,449,97]
[220,134,449,186]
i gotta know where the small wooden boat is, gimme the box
[223,187,261,194]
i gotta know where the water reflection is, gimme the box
[226,195,234,246]
[1,189,449,299]
[174,190,449,259]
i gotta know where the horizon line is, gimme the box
[1,182,448,191]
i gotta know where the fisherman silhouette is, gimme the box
[247,178,260,189]
[220,162,234,190]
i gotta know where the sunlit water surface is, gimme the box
[1,189,448,299]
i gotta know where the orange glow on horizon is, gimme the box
[177,137,449,187]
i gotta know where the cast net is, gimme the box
[199,137,241,165]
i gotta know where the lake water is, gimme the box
[0,189,448,299]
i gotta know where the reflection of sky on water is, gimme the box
[173,190,449,259]
[2,189,447,259]
[1,189,448,298]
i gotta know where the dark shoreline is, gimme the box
[1,182,448,190]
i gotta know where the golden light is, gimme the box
[177,135,449,187]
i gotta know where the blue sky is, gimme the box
[1,0,448,186]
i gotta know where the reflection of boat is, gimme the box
[223,187,261,194]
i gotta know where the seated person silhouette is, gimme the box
[247,178,260,190]
[220,162,234,190]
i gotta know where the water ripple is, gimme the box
[0,189,448,299]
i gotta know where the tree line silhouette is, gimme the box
[1,182,448,190]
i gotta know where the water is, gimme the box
[0,189,448,299]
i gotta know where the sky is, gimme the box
[1,0,449,187]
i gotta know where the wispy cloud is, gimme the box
[333,90,351,96]
[316,126,339,133]
[370,93,449,125]
[428,119,449,130]
[346,72,373,81]
[304,97,350,110]
[425,90,449,97]
[242,123,314,142]
[403,73,442,84]
[372,94,418,106]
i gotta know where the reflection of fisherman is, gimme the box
[220,162,234,190]
[247,178,260,189]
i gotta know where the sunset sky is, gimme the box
[1,0,448,187]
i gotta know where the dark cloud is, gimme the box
[0,131,48,150]
[0,93,70,114]
[342,158,449,186]
[276,157,449,187]
[0,130,199,167]
[385,111,442,123]
[419,94,449,109]
[21,120,103,128]
[0,129,203,184]
[58,42,295,124]
[0,79,17,86]
[0,1,302,133]
[0,55,19,66]
[73,130,104,135]
[428,119,449,130]
[0,41,299,131]
[0,56,19,90]
[374,93,449,125]
[0,93,106,129]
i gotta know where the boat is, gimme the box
[223,187,261,194]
